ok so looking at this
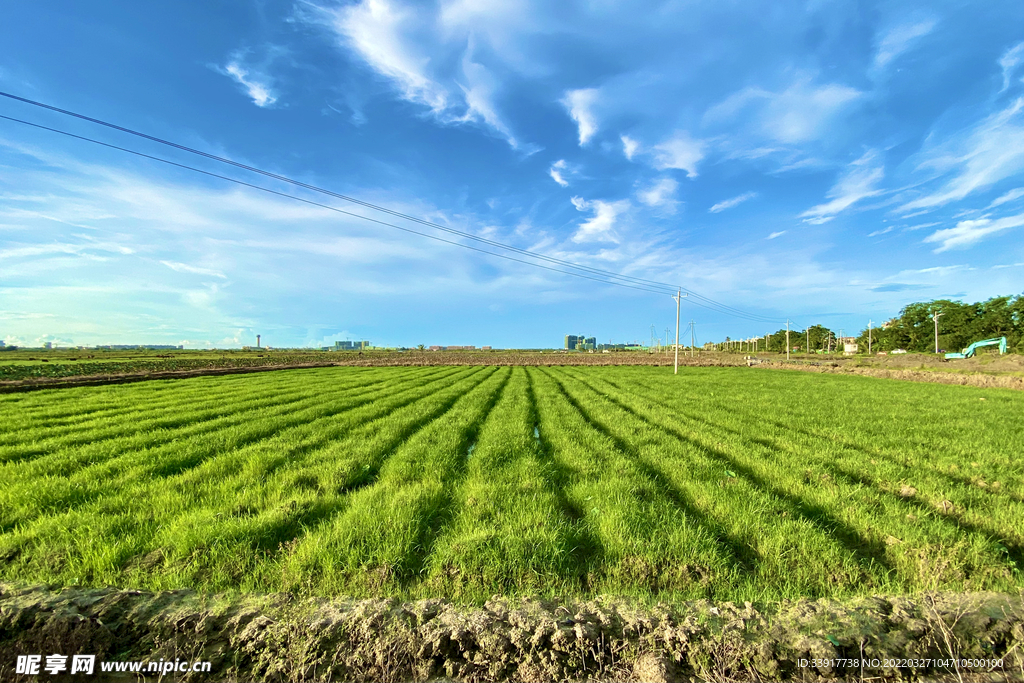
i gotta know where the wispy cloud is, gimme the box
[621,135,640,161]
[874,19,936,69]
[800,151,884,224]
[987,187,1024,209]
[867,226,894,237]
[706,77,862,146]
[222,60,277,108]
[901,222,940,232]
[570,196,629,243]
[923,211,1024,252]
[999,42,1024,93]
[317,0,527,149]
[548,159,569,187]
[651,131,704,177]
[900,98,1024,212]
[709,191,757,213]
[562,88,599,146]
[160,261,228,279]
[636,178,678,211]
[870,283,929,292]
[329,0,446,111]
[767,231,786,239]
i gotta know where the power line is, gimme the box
[0,90,794,321]
[1,90,678,295]
[0,114,675,295]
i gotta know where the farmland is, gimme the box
[1,365,1021,607]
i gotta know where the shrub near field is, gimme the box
[0,365,1021,605]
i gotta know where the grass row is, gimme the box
[0,365,1021,604]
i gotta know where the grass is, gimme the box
[0,365,1021,605]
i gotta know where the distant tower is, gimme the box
[257,335,261,348]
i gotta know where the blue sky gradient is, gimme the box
[2,1,1023,348]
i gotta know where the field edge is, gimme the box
[2,582,1022,682]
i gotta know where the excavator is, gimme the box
[945,336,1007,359]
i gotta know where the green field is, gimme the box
[1,365,1021,605]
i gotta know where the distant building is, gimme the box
[44,342,52,349]
[333,341,370,350]
[565,334,597,350]
[481,346,492,350]
[428,345,443,351]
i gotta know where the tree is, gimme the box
[854,294,1023,354]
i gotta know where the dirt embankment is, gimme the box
[1,583,1022,682]
[2,351,1023,393]
[753,360,1024,391]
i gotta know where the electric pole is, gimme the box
[786,320,791,360]
[868,320,872,355]
[933,310,943,353]
[673,290,686,374]
[690,320,695,357]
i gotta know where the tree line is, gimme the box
[758,294,1023,354]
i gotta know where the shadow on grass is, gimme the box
[525,369,607,586]
[553,368,895,578]
[593,372,1024,576]
[540,369,759,576]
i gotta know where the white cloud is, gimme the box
[562,88,599,146]
[570,196,629,243]
[331,0,447,111]
[621,135,640,161]
[901,222,940,232]
[999,42,1024,93]
[160,261,228,279]
[923,212,1024,252]
[867,226,893,237]
[800,151,885,224]
[651,132,704,177]
[874,19,937,69]
[709,191,757,213]
[900,98,1024,212]
[706,77,862,146]
[987,187,1024,209]
[767,231,786,239]
[223,61,277,108]
[548,159,569,187]
[319,0,526,149]
[637,178,678,211]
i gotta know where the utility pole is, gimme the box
[690,320,695,357]
[932,310,943,353]
[673,289,687,374]
[257,334,261,348]
[868,320,872,355]
[786,320,791,360]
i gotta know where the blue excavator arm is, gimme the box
[944,336,1008,359]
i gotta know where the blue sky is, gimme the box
[1,1,1023,349]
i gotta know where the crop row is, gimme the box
[0,365,1021,604]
